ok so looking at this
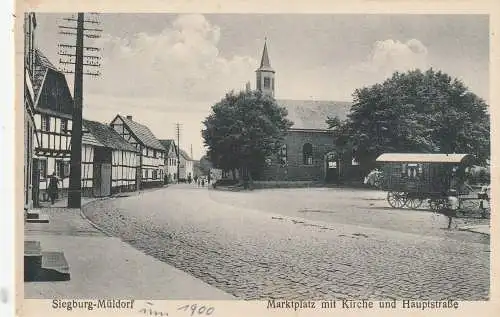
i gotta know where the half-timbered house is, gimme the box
[81,120,139,197]
[110,115,165,189]
[159,139,178,183]
[29,48,74,204]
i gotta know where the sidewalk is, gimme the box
[24,204,235,299]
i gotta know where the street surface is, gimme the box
[83,184,490,300]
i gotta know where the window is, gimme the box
[64,161,70,177]
[41,115,50,131]
[152,170,157,180]
[302,143,313,165]
[264,77,271,89]
[257,75,261,90]
[39,159,47,179]
[402,163,422,179]
[272,78,275,90]
[153,150,157,158]
[60,119,68,133]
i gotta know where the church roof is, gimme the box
[257,41,274,72]
[277,99,352,130]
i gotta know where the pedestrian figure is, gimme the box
[47,173,60,205]
[201,178,205,187]
[442,195,459,229]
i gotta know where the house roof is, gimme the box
[179,149,192,161]
[32,49,59,99]
[83,119,138,152]
[159,139,176,153]
[277,99,352,130]
[376,153,475,164]
[117,115,166,151]
[31,49,74,116]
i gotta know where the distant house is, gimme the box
[159,139,178,183]
[30,48,74,204]
[110,115,166,189]
[82,120,140,197]
[179,149,193,181]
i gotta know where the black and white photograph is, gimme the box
[21,8,492,307]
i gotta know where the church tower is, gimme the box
[256,39,275,97]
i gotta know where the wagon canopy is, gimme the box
[376,153,475,164]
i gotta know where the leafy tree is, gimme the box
[328,69,490,172]
[202,90,293,186]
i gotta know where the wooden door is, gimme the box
[93,164,101,197]
[93,163,112,197]
[100,163,112,196]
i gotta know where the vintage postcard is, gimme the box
[12,0,499,316]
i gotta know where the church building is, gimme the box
[251,40,359,183]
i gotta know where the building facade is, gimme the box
[179,149,193,181]
[159,139,178,183]
[110,115,165,189]
[82,120,140,197]
[28,47,74,205]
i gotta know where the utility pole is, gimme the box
[190,144,193,160]
[59,13,101,208]
[175,123,182,182]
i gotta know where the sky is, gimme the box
[33,13,489,160]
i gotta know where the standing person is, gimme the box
[47,172,60,205]
[201,178,205,187]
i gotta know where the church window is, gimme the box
[272,78,275,90]
[257,75,261,90]
[302,143,313,165]
[264,77,271,89]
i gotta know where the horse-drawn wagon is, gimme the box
[375,153,477,211]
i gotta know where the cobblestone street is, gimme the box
[83,185,490,300]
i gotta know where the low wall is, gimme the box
[248,180,369,190]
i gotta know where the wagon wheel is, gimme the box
[387,191,408,208]
[406,197,423,209]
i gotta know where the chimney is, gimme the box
[126,115,133,120]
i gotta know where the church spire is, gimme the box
[260,37,272,69]
[255,38,275,97]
